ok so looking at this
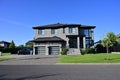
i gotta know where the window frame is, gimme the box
[38,29,45,35]
[69,27,76,33]
[51,29,57,34]
[63,28,65,33]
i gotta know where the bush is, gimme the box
[81,48,96,55]
[61,48,68,55]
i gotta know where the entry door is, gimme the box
[69,37,77,48]
[49,46,59,55]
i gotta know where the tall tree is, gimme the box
[101,32,118,59]
[9,40,15,48]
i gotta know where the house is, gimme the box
[25,40,33,47]
[0,41,10,49]
[32,23,95,55]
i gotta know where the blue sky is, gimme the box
[0,0,120,46]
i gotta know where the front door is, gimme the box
[69,37,77,48]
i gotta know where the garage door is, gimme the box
[49,46,59,55]
[37,46,46,55]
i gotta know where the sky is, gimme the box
[0,0,120,46]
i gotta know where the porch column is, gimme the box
[59,44,62,55]
[33,46,35,55]
[77,37,80,49]
[83,37,86,49]
[66,37,69,49]
[46,45,49,55]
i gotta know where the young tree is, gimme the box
[101,32,118,59]
[9,40,15,48]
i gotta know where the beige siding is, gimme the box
[34,27,79,41]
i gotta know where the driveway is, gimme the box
[0,55,60,65]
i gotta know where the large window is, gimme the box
[51,29,57,34]
[84,29,92,37]
[86,38,93,48]
[69,27,76,33]
[38,29,44,35]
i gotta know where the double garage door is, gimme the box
[49,46,59,55]
[37,46,59,55]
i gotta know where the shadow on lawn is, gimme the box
[0,73,60,80]
[104,57,120,60]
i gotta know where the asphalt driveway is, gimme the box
[0,55,60,65]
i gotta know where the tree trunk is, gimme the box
[106,45,109,60]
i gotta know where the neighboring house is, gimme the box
[26,40,33,47]
[32,23,95,55]
[0,41,10,49]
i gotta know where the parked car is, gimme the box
[17,48,31,55]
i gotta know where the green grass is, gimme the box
[0,58,12,61]
[1,53,11,56]
[59,53,120,63]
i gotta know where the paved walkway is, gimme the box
[0,55,60,65]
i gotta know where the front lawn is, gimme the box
[59,53,120,63]
[0,58,12,62]
[1,53,11,56]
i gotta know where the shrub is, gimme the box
[61,48,68,55]
[81,48,96,55]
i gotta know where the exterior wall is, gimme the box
[34,26,79,41]
[0,43,4,47]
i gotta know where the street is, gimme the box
[0,65,120,80]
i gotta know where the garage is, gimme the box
[49,46,60,55]
[37,46,46,55]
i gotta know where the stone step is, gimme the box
[67,48,81,55]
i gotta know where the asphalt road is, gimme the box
[0,65,120,80]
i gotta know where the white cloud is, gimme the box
[0,18,30,27]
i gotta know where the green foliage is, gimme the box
[81,48,96,55]
[1,53,11,56]
[17,45,24,48]
[102,32,118,48]
[9,40,15,48]
[61,48,68,55]
[0,58,12,61]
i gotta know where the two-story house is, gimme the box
[0,41,10,49]
[32,23,95,55]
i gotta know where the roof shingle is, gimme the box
[33,23,95,29]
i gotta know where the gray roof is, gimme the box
[33,23,95,29]
[32,36,65,42]
[0,41,10,44]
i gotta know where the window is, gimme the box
[69,27,76,33]
[51,29,57,34]
[38,29,44,35]
[84,29,92,37]
[84,29,89,37]
[86,38,93,48]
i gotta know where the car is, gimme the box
[17,48,31,55]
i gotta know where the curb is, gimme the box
[56,63,120,65]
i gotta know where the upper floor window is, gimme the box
[38,29,44,35]
[69,27,76,33]
[84,29,92,37]
[51,29,57,34]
